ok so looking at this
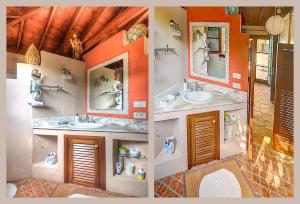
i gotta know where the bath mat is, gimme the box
[51,183,128,198]
[184,159,254,197]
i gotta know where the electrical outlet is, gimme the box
[134,112,146,119]
[133,101,146,108]
[232,82,241,90]
[233,72,241,79]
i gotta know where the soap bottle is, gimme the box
[136,167,145,180]
[183,79,188,92]
[75,113,79,124]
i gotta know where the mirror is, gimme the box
[87,52,129,115]
[190,22,229,84]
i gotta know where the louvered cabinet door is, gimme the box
[65,135,105,189]
[187,111,220,169]
[273,44,294,156]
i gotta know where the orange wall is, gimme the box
[187,7,249,92]
[83,31,148,119]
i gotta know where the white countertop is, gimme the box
[32,115,148,134]
[155,81,247,115]
[33,124,147,134]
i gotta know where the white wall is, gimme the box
[7,52,24,79]
[32,51,86,118]
[6,51,87,181]
[6,64,33,181]
[154,7,188,94]
[280,11,294,44]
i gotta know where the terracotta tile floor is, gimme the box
[252,83,274,146]
[12,177,59,197]
[155,143,294,198]
[11,177,126,198]
[155,83,294,198]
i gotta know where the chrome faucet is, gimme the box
[84,114,89,123]
[195,82,204,91]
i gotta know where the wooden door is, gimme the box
[187,111,220,169]
[64,135,105,189]
[273,44,294,156]
[270,35,279,103]
[248,38,256,161]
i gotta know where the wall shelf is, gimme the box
[33,161,58,169]
[113,171,147,183]
[116,154,148,160]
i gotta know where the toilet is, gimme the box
[6,183,17,198]
[68,194,96,198]
[199,168,242,198]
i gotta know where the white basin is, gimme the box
[70,123,104,129]
[183,91,212,104]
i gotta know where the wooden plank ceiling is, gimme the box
[7,6,148,58]
[239,7,292,26]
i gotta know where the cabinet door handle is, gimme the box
[212,119,216,124]
[94,144,99,149]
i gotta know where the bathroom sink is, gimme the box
[183,91,212,104]
[70,123,104,129]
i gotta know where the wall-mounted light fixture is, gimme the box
[266,7,285,35]
[169,20,181,37]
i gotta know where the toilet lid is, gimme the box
[7,183,17,198]
[68,194,96,198]
[199,168,241,198]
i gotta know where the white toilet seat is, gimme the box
[199,168,242,198]
[7,183,17,198]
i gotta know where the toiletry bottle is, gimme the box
[116,156,123,175]
[183,79,187,92]
[137,167,145,180]
[75,113,79,123]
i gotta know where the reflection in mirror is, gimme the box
[190,22,229,84]
[88,52,128,114]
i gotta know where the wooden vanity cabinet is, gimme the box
[187,111,220,169]
[64,135,105,189]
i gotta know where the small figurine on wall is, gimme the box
[70,34,82,60]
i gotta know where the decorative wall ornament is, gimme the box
[70,34,83,60]
[24,44,41,65]
[127,24,147,43]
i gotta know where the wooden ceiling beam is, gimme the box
[7,7,47,27]
[16,20,24,50]
[81,7,107,42]
[123,10,148,31]
[133,10,148,25]
[83,7,147,53]
[38,7,57,50]
[249,7,253,24]
[57,7,84,53]
[82,7,128,44]
[259,7,264,24]
[7,15,22,19]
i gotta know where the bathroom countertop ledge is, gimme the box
[155,82,247,115]
[32,116,148,134]
[33,125,147,134]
